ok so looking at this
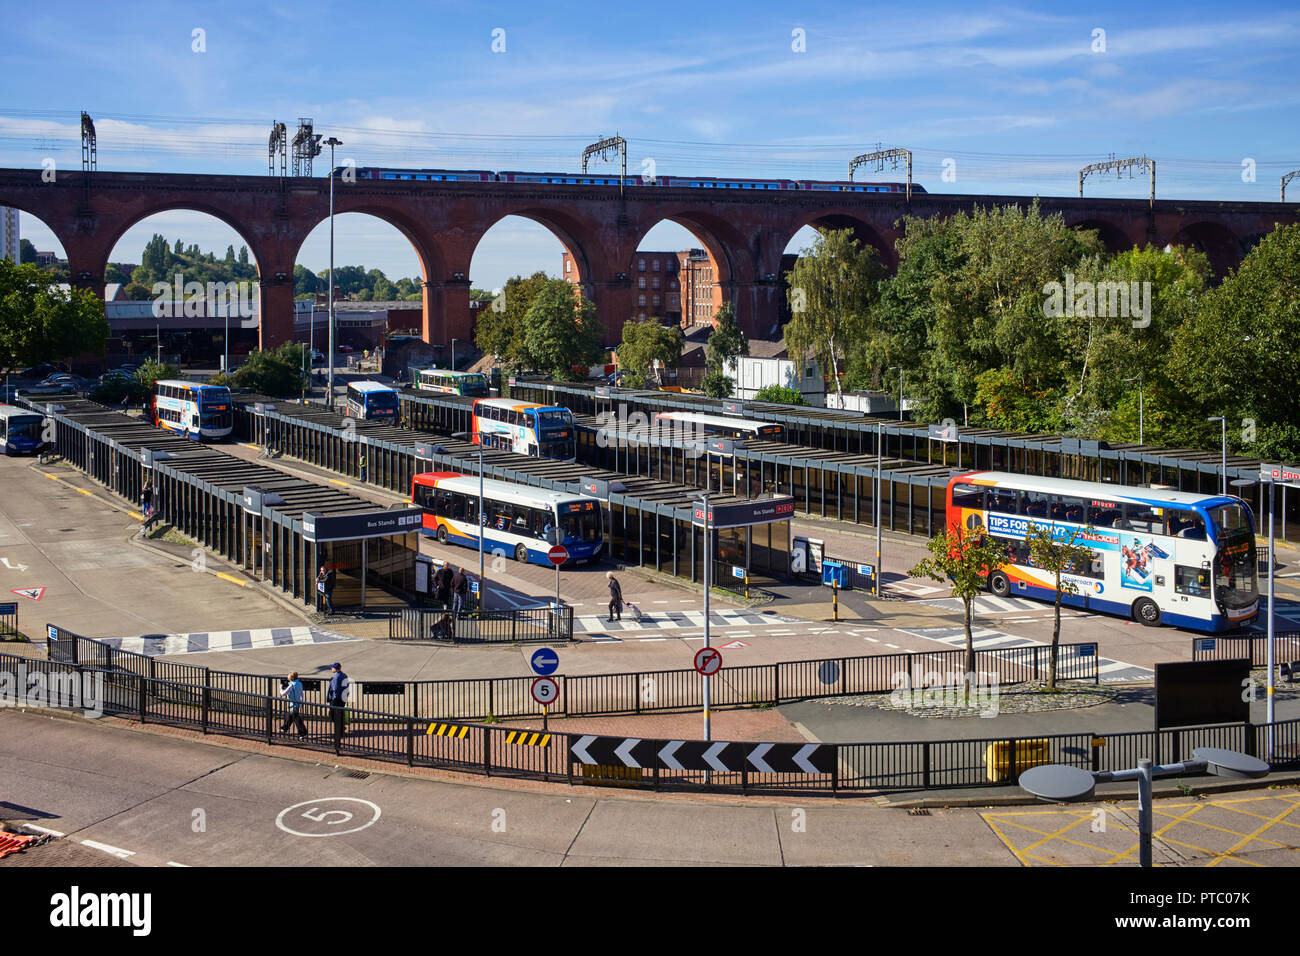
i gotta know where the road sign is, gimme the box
[0,602,17,615]
[547,545,569,566]
[531,676,559,705]
[10,587,45,601]
[1196,638,1217,654]
[693,647,723,676]
[569,735,835,774]
[857,564,874,576]
[732,565,745,579]
[530,647,559,676]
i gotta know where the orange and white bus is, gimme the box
[472,398,575,460]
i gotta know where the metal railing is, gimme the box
[0,603,18,641]
[388,605,574,644]
[4,649,1296,797]
[1191,632,1300,668]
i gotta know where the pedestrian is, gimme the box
[261,422,273,459]
[434,562,452,610]
[325,662,350,746]
[451,565,468,618]
[317,563,336,614]
[606,570,623,622]
[278,670,308,737]
[359,451,368,484]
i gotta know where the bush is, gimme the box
[753,384,808,406]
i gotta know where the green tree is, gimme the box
[231,344,309,396]
[907,526,1009,696]
[141,234,170,279]
[293,264,319,297]
[753,384,807,406]
[1166,223,1300,460]
[1024,523,1098,689]
[616,319,684,388]
[701,370,734,398]
[19,238,38,264]
[224,245,236,265]
[372,277,396,302]
[474,272,550,368]
[784,228,885,404]
[238,245,249,267]
[520,280,602,380]
[705,301,747,374]
[0,260,109,374]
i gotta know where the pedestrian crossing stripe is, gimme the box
[505,731,551,747]
[426,722,470,738]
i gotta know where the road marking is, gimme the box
[45,473,59,480]
[864,637,879,642]
[275,797,382,838]
[81,839,135,859]
[128,511,143,520]
[638,637,668,642]
[214,572,247,588]
[75,487,93,497]
[328,478,349,487]
[22,824,64,837]
[885,643,899,648]
[653,600,669,604]
[167,861,190,867]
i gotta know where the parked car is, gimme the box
[0,386,21,403]
[36,379,75,394]
[336,345,354,353]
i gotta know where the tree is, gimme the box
[616,319,683,388]
[1024,523,1097,689]
[705,301,747,375]
[224,245,236,265]
[174,238,184,257]
[293,264,319,297]
[907,525,1009,697]
[372,277,396,302]
[784,228,884,405]
[520,280,602,379]
[701,370,734,398]
[141,234,170,278]
[753,384,807,406]
[0,260,109,374]
[474,272,550,369]
[19,239,37,264]
[231,344,308,396]
[237,245,249,267]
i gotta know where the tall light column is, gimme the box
[324,136,342,405]
[875,421,883,597]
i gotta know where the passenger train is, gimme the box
[339,167,926,193]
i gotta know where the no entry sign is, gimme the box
[547,545,569,566]
[693,647,723,676]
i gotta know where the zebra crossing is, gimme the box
[920,595,1084,617]
[96,626,360,657]
[573,608,793,636]
[895,624,1153,683]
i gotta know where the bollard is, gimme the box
[832,578,839,621]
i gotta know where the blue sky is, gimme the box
[5,0,1298,289]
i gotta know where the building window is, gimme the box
[638,276,646,289]
[639,312,646,320]
[653,260,660,271]
[653,295,660,307]
[638,294,646,306]
[638,259,646,271]
[564,259,570,273]
[652,277,660,290]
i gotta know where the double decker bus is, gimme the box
[0,404,46,455]
[472,398,575,460]
[651,411,784,442]
[344,381,399,422]
[411,472,603,566]
[417,369,490,397]
[947,471,1258,632]
[152,380,233,441]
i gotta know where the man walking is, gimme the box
[434,562,452,610]
[278,670,308,737]
[326,662,350,748]
[607,571,623,622]
[451,565,469,619]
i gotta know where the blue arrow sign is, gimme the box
[530,647,559,676]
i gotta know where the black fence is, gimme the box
[5,648,1298,797]
[1192,632,1300,668]
[388,605,574,644]
[45,624,1099,724]
[0,602,18,641]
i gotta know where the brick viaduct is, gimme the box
[1,167,1295,348]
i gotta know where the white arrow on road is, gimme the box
[703,741,730,772]
[572,735,598,764]
[614,737,642,768]
[0,558,28,572]
[747,742,774,773]
[658,740,685,771]
[793,744,822,774]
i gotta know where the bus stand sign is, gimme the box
[1260,463,1300,488]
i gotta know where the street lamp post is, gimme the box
[1235,475,1277,758]
[695,491,712,742]
[1124,375,1144,445]
[888,366,903,421]
[324,136,342,407]
[1207,416,1227,495]
[875,421,883,597]
[453,432,487,610]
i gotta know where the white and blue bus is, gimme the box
[472,398,575,460]
[947,471,1259,633]
[411,471,603,566]
[0,404,46,455]
[652,410,784,442]
[152,380,233,441]
[417,368,490,397]
[345,381,399,422]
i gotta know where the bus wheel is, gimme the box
[515,544,529,563]
[437,526,448,545]
[988,571,1011,597]
[1133,598,1161,627]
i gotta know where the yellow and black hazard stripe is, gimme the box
[505,730,552,748]
[425,722,470,738]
